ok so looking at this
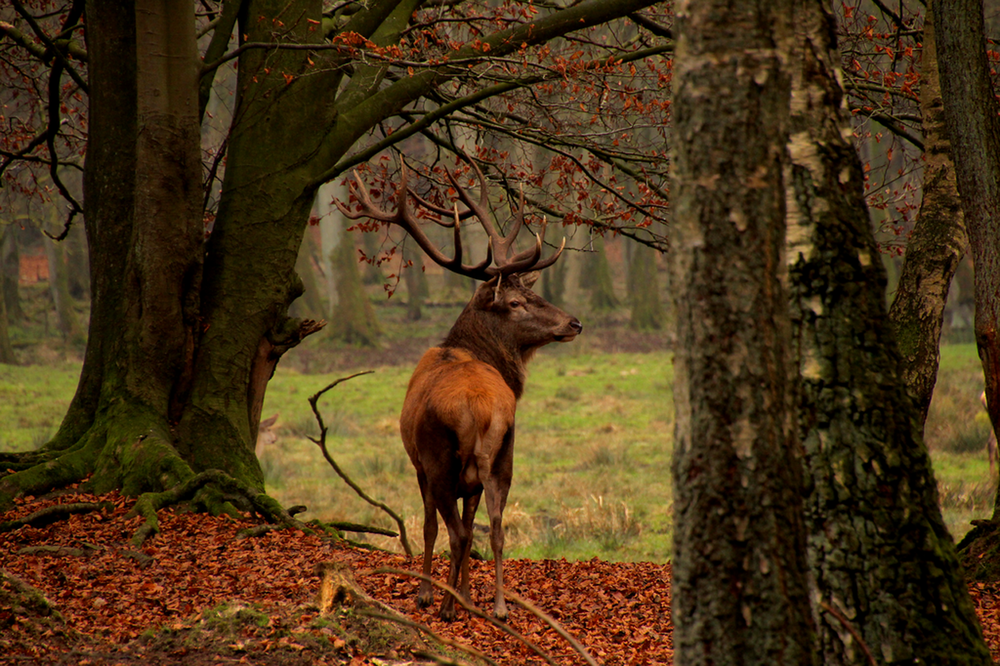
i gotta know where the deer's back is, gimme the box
[400,347,516,472]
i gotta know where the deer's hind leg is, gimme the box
[435,495,471,621]
[481,425,514,621]
[416,469,437,609]
[459,492,481,606]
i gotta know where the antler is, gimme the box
[335,159,565,281]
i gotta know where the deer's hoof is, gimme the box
[438,604,457,622]
[494,603,508,622]
[416,593,433,609]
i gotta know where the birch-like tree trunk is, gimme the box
[669,0,816,662]
[784,0,990,663]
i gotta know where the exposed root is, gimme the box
[0,432,102,509]
[127,469,312,547]
[0,568,66,635]
[0,502,112,534]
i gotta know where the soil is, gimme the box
[3,489,1000,665]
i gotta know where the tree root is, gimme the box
[127,469,312,548]
[0,502,112,534]
[19,543,100,558]
[0,568,64,625]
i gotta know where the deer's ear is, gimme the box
[520,271,540,289]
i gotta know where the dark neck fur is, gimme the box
[441,305,527,399]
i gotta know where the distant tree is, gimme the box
[401,239,429,321]
[581,236,618,312]
[0,279,14,364]
[627,242,663,330]
[330,222,381,347]
[540,247,568,307]
[0,226,24,325]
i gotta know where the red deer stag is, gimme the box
[337,161,582,620]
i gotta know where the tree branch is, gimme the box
[307,371,414,557]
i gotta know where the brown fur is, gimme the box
[400,274,581,620]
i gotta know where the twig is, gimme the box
[307,371,414,557]
[357,609,497,666]
[366,567,563,666]
[819,600,878,666]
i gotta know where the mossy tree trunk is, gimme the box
[669,1,817,663]
[784,0,991,662]
[887,3,968,426]
[0,0,663,508]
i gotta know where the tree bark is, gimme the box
[936,0,1000,529]
[669,1,816,663]
[887,3,968,426]
[784,0,991,663]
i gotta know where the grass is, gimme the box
[1,340,994,562]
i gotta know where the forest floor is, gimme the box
[2,488,999,665]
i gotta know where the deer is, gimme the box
[336,160,582,621]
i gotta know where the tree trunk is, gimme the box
[581,235,618,312]
[402,238,428,321]
[784,0,991,662]
[174,0,337,481]
[1,225,24,325]
[669,1,817,663]
[0,0,206,501]
[0,275,15,364]
[330,222,382,346]
[627,242,663,330]
[887,3,968,426]
[936,0,1000,535]
[43,237,82,345]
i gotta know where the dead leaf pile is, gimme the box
[0,488,998,665]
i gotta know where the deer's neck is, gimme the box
[441,313,527,399]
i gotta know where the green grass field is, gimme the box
[1,342,993,561]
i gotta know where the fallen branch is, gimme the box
[307,371,414,557]
[366,567,564,666]
[0,501,112,534]
[330,520,398,536]
[19,543,99,558]
[357,609,497,666]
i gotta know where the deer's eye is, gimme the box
[509,300,522,309]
